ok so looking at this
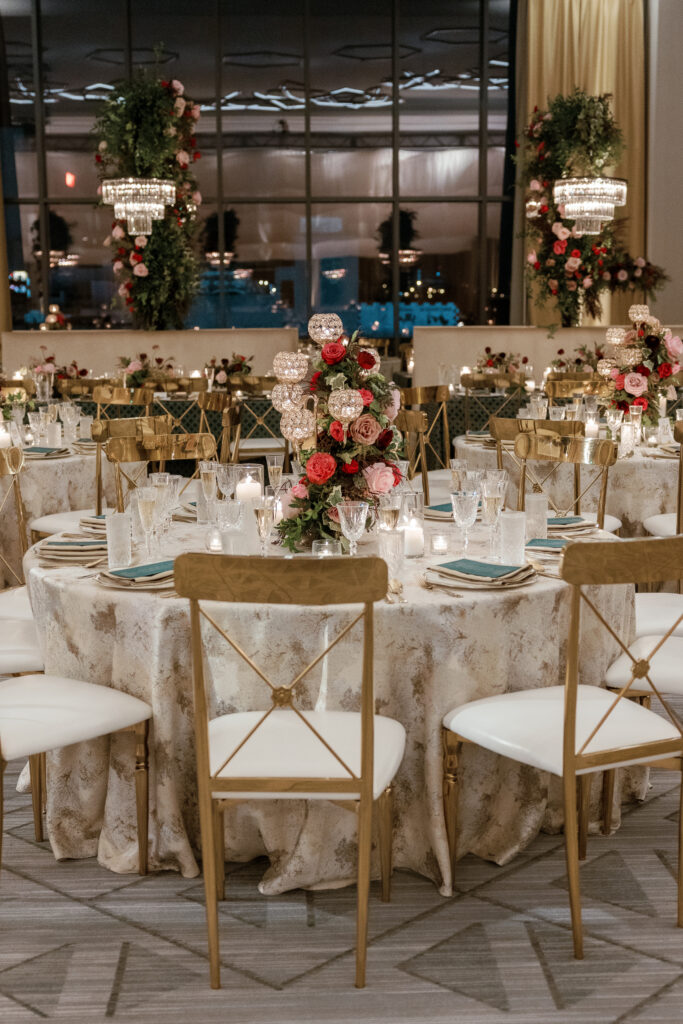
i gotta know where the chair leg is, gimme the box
[28,754,44,843]
[355,795,373,989]
[563,770,584,959]
[678,772,683,927]
[0,757,5,869]
[213,804,226,901]
[40,752,46,813]
[442,729,462,888]
[198,781,221,989]
[578,774,591,861]
[133,721,149,876]
[602,769,616,835]
[377,787,393,903]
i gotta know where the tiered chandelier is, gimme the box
[101,177,176,236]
[552,177,627,236]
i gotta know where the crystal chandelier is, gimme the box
[101,177,176,235]
[552,177,627,235]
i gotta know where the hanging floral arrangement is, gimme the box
[93,68,202,330]
[518,89,667,326]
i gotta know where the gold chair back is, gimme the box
[0,447,28,585]
[231,381,289,467]
[488,416,585,470]
[92,385,154,419]
[674,421,683,536]
[513,432,616,527]
[174,552,387,988]
[394,408,430,503]
[220,403,242,464]
[88,414,172,515]
[461,373,526,432]
[544,373,611,405]
[105,432,216,510]
[400,385,451,471]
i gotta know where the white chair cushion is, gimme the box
[443,684,680,776]
[605,635,683,695]
[0,619,43,674]
[209,709,406,801]
[644,513,677,538]
[29,508,93,536]
[635,593,683,639]
[0,674,152,761]
[602,513,622,534]
[237,438,286,451]
[0,585,33,621]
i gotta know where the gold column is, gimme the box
[525,0,645,325]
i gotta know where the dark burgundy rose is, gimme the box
[376,428,393,450]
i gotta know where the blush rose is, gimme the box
[349,413,381,446]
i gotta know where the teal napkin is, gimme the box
[110,559,174,579]
[23,446,58,454]
[428,503,453,513]
[437,558,522,579]
[45,539,107,548]
[526,537,568,549]
[547,516,584,526]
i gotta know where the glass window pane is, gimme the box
[2,0,36,198]
[311,148,391,198]
[222,150,304,200]
[4,202,39,328]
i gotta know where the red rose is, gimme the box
[376,428,393,450]
[95,153,102,163]
[522,356,528,364]
[357,351,376,370]
[193,151,201,161]
[342,459,359,474]
[329,420,344,442]
[570,249,581,258]
[540,204,548,213]
[161,80,169,88]
[633,396,649,411]
[190,137,197,148]
[321,342,346,365]
[118,247,126,256]
[553,239,567,255]
[78,368,88,377]
[486,359,494,367]
[358,388,373,406]
[305,452,336,485]
[658,362,673,379]
[309,370,322,392]
[533,260,540,270]
[390,464,402,486]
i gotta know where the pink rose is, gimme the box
[174,96,186,116]
[133,263,149,277]
[551,222,570,241]
[633,268,642,277]
[567,280,577,291]
[113,260,123,273]
[112,225,125,240]
[634,256,646,267]
[557,204,566,217]
[664,332,683,360]
[362,463,395,496]
[672,364,681,376]
[529,179,542,191]
[358,388,374,407]
[126,360,143,372]
[623,372,648,397]
[384,386,401,423]
[171,79,184,95]
[617,269,628,282]
[565,256,581,273]
[582,276,593,288]
[215,370,227,384]
[134,235,148,249]
[191,104,201,120]
[118,283,128,297]
[176,150,190,168]
[349,413,381,446]
[553,240,567,256]
[192,191,202,205]
[526,250,537,265]
[291,482,308,499]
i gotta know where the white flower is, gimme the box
[98,140,107,152]
[134,236,148,249]
[171,79,184,95]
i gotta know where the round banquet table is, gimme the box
[454,435,679,537]
[24,520,640,896]
[0,450,119,588]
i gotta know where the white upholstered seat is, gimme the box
[644,513,677,538]
[605,635,683,695]
[0,586,33,621]
[210,710,406,801]
[602,513,622,534]
[29,508,94,537]
[0,619,43,674]
[443,684,680,776]
[634,593,683,639]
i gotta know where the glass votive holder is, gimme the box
[79,415,93,440]
[499,511,527,565]
[46,422,62,446]
[659,417,674,444]
[643,425,659,447]
[403,514,425,558]
[675,409,683,422]
[584,411,600,438]
[548,406,565,421]
[205,526,223,552]
[312,539,342,557]
[106,509,132,569]
[618,421,635,458]
[429,533,449,555]
[525,492,548,540]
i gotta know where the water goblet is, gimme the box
[216,463,234,501]
[605,408,623,440]
[450,490,479,556]
[336,500,369,556]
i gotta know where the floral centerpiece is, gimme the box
[276,328,403,552]
[475,348,528,374]
[94,68,201,330]
[519,89,667,325]
[1,392,35,421]
[597,305,681,424]
[550,342,603,372]
[206,353,253,386]
[119,345,174,388]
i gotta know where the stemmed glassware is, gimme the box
[266,453,284,497]
[254,496,275,556]
[480,469,508,559]
[336,500,369,556]
[605,408,624,441]
[377,493,401,530]
[449,458,468,490]
[450,490,479,556]
[136,486,157,557]
[149,472,170,541]
[216,464,234,501]
[26,411,41,444]
[199,460,218,523]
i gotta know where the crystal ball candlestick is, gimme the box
[597,358,617,378]
[272,351,310,383]
[328,388,364,429]
[605,327,626,347]
[307,313,343,345]
[280,406,316,445]
[628,304,650,325]
[271,382,304,413]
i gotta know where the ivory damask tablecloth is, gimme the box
[0,453,119,587]
[24,524,637,895]
[454,436,678,537]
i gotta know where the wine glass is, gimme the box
[336,500,369,556]
[136,486,157,557]
[254,496,275,556]
[216,463,234,501]
[26,411,41,444]
[481,469,508,559]
[378,529,404,602]
[266,453,284,495]
[450,490,479,556]
[449,458,468,490]
[377,493,401,530]
[605,408,624,441]
[218,499,244,553]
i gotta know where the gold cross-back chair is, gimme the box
[461,372,526,434]
[105,432,217,510]
[174,553,406,990]
[488,415,585,471]
[443,535,683,961]
[400,385,451,471]
[91,384,155,420]
[544,371,596,406]
[230,376,289,467]
[394,408,430,502]
[514,431,618,531]
[0,446,29,590]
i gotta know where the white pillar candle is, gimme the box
[659,395,668,419]
[235,475,262,501]
[0,428,11,448]
[404,518,424,558]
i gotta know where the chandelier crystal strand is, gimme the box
[307,313,343,345]
[552,177,627,236]
[101,178,176,235]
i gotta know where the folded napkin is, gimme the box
[44,538,107,549]
[547,516,584,527]
[526,537,568,551]
[23,446,70,456]
[430,558,534,585]
[104,559,174,584]
[425,502,454,521]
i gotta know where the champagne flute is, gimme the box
[200,461,217,502]
[254,497,275,556]
[266,453,284,495]
[378,494,401,530]
[481,469,508,559]
[137,486,157,557]
[336,500,369,556]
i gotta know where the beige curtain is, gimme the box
[0,159,10,335]
[524,0,646,325]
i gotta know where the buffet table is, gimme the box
[25,521,638,895]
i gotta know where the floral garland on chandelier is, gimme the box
[93,68,202,330]
[274,315,403,552]
[596,305,682,424]
[518,89,667,326]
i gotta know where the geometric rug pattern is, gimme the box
[2,761,683,1023]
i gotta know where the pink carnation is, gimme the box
[623,372,648,397]
[291,482,309,499]
[133,263,149,277]
[664,331,683,360]
[362,463,395,496]
[126,360,143,372]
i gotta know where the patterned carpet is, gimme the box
[2,762,683,1024]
